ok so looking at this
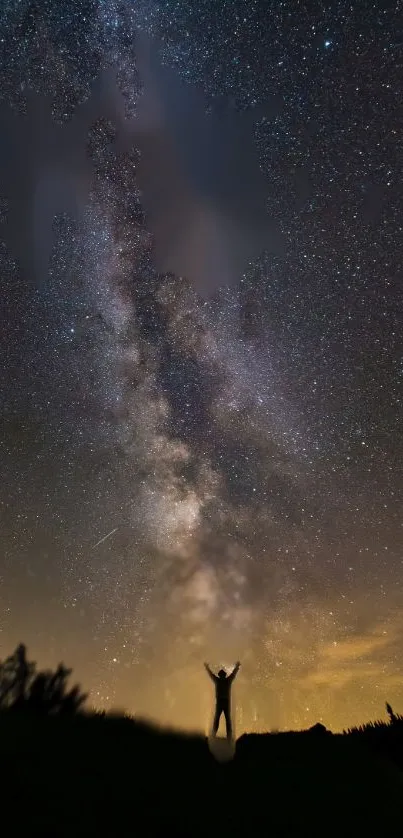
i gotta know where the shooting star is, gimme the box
[91,528,118,550]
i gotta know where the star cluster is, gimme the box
[1,0,402,732]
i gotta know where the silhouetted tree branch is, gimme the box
[0,644,87,714]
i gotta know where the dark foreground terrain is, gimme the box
[1,711,403,837]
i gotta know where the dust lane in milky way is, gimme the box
[0,0,402,732]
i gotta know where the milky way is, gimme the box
[1,0,402,732]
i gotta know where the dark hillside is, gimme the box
[1,711,402,837]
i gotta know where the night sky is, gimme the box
[1,1,402,733]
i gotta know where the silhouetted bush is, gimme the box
[342,701,403,772]
[0,643,87,714]
[1,644,403,836]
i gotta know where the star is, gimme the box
[0,0,401,735]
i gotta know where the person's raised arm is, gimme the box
[204,662,216,681]
[228,661,241,683]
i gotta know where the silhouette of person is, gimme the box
[204,661,240,739]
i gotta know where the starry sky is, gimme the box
[1,0,402,733]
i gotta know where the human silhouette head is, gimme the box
[218,669,227,679]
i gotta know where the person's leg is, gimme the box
[212,705,221,736]
[224,704,232,739]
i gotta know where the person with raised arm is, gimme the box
[204,661,240,739]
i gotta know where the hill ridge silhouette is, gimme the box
[1,643,403,836]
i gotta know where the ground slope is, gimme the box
[1,713,401,836]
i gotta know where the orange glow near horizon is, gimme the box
[3,588,403,735]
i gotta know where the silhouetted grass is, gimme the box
[1,709,402,837]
